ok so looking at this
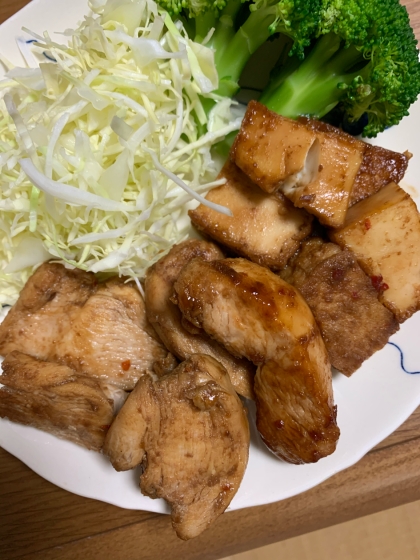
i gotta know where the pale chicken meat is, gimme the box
[0,262,97,359]
[0,263,173,390]
[52,277,174,390]
[0,351,114,451]
[104,354,250,540]
[189,160,313,270]
[173,258,339,464]
[330,182,420,323]
[144,239,255,399]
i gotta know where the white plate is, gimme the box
[1,0,420,514]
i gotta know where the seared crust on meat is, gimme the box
[281,238,399,376]
[351,145,411,206]
[173,258,339,464]
[104,354,249,540]
[145,240,255,399]
[231,101,319,193]
[0,351,114,451]
[189,161,313,270]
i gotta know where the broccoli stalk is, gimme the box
[258,0,420,137]
[157,0,420,138]
[260,34,367,119]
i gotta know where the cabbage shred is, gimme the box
[0,0,241,305]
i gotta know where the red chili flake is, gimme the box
[371,275,389,293]
[100,425,111,431]
[364,218,372,231]
[350,291,360,299]
[121,359,131,371]
[274,419,285,430]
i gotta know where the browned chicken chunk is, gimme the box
[330,182,420,323]
[350,144,411,205]
[290,117,365,227]
[298,118,411,207]
[189,160,313,270]
[231,100,320,193]
[0,351,114,451]
[173,258,339,464]
[0,263,173,390]
[104,354,250,540]
[280,238,399,376]
[144,239,255,399]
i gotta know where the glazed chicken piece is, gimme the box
[173,258,339,464]
[52,277,174,390]
[144,239,255,399]
[0,262,97,359]
[287,118,365,227]
[189,160,313,270]
[330,182,420,323]
[231,102,364,228]
[0,351,114,451]
[230,100,320,194]
[298,117,411,207]
[0,263,174,391]
[104,354,250,540]
[280,238,399,376]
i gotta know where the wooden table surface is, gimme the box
[1,1,420,559]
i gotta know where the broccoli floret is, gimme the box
[260,0,420,136]
[157,0,420,137]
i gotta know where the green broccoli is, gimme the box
[158,0,420,137]
[260,0,420,137]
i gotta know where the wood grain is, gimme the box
[1,1,420,559]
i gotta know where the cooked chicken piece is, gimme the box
[298,117,411,207]
[104,354,249,540]
[0,351,114,451]
[280,238,399,376]
[52,277,174,390]
[286,117,365,227]
[173,258,339,464]
[189,160,313,270]
[145,240,255,399]
[230,101,320,194]
[330,182,420,323]
[350,145,411,205]
[0,263,173,390]
[0,262,97,358]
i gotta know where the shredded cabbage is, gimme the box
[0,0,241,305]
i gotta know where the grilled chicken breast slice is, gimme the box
[173,258,339,464]
[0,351,113,451]
[52,277,173,390]
[145,240,255,399]
[104,354,250,540]
[297,117,411,206]
[189,160,313,271]
[0,263,173,390]
[0,262,97,359]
